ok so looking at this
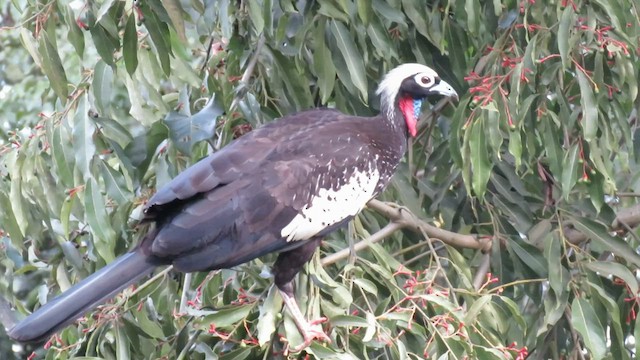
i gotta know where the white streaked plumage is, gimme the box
[281,168,381,241]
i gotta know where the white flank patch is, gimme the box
[281,169,380,242]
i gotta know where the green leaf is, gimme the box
[329,20,368,100]
[49,121,75,187]
[330,315,370,327]
[132,306,165,338]
[402,0,429,39]
[313,21,336,104]
[464,0,480,34]
[356,0,372,24]
[199,305,253,328]
[372,0,406,25]
[99,160,132,205]
[163,94,224,154]
[94,116,134,149]
[558,6,572,70]
[257,286,281,346]
[464,295,492,325]
[19,28,42,68]
[560,143,580,200]
[89,23,117,66]
[576,69,598,142]
[367,20,397,59]
[585,261,639,295]
[141,5,172,75]
[247,0,264,34]
[92,60,113,116]
[63,4,85,56]
[509,237,548,277]
[72,95,97,181]
[468,120,492,198]
[544,233,570,295]
[84,178,116,262]
[0,191,24,245]
[123,14,138,75]
[353,278,378,296]
[38,31,69,102]
[161,0,187,42]
[543,115,563,177]
[570,216,640,268]
[571,297,606,359]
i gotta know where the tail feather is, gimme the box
[8,250,156,343]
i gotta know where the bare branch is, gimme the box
[321,222,405,266]
[472,253,492,290]
[367,199,491,251]
[565,203,640,244]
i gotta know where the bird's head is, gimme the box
[377,63,458,137]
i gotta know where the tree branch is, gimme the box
[321,199,490,266]
[367,199,491,251]
[472,253,492,290]
[565,203,640,244]
[321,222,405,266]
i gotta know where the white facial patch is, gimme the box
[376,63,438,119]
[280,168,380,242]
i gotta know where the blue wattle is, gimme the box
[413,99,423,119]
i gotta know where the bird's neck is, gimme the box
[379,96,411,147]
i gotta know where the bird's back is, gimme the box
[141,108,393,272]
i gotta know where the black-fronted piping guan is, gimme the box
[7,63,458,349]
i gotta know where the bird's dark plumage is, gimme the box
[8,64,458,344]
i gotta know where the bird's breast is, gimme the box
[280,164,381,242]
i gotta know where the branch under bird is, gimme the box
[7,63,458,350]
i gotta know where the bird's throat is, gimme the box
[398,97,422,137]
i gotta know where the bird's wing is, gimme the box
[143,109,345,221]
[147,128,379,272]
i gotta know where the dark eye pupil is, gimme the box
[421,76,430,84]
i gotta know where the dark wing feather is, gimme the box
[143,109,345,220]
[144,109,378,271]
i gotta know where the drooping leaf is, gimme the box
[38,31,69,102]
[161,0,187,42]
[123,14,139,75]
[468,119,492,199]
[72,95,97,182]
[571,297,607,359]
[92,60,113,116]
[329,20,368,100]
[557,6,572,70]
[576,69,598,142]
[163,95,224,154]
[571,216,640,268]
[560,143,580,200]
[84,178,116,263]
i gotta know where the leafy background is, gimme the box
[0,0,639,359]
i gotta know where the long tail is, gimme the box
[8,250,157,343]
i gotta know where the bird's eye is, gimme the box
[420,76,431,85]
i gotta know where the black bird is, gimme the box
[7,63,458,348]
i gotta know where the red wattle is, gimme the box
[399,97,417,137]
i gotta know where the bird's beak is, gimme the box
[429,80,458,101]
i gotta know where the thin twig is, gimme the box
[367,199,490,251]
[321,222,405,266]
[472,253,492,290]
[179,273,193,314]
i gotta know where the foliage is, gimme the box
[0,0,639,359]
